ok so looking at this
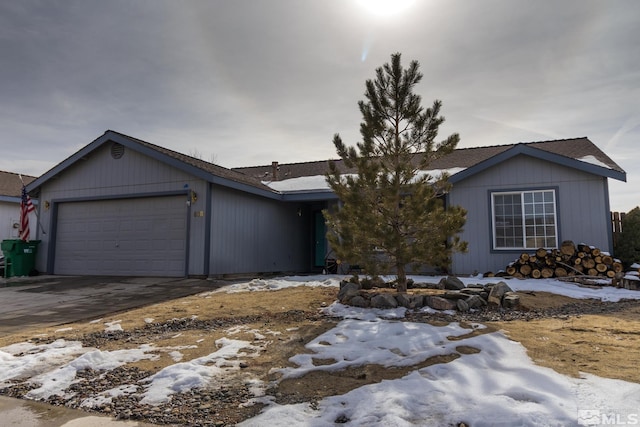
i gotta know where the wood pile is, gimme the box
[504,240,623,280]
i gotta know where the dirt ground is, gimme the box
[2,284,640,423]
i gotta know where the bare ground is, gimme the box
[1,284,640,424]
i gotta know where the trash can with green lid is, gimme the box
[1,239,40,278]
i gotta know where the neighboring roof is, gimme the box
[27,130,277,199]
[235,137,626,188]
[0,170,36,202]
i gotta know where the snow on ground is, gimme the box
[2,275,640,425]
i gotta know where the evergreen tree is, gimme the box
[615,207,640,267]
[324,53,467,292]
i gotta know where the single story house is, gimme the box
[26,130,626,277]
[0,171,36,241]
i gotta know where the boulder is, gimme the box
[487,281,513,307]
[426,296,457,311]
[502,292,520,309]
[350,295,370,308]
[443,290,467,299]
[395,293,412,308]
[370,293,398,309]
[440,276,465,290]
[465,295,487,309]
[338,282,361,303]
[409,294,425,309]
[456,298,470,313]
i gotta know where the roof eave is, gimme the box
[449,144,627,184]
[26,131,282,199]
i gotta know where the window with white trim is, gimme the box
[492,190,558,249]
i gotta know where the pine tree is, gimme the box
[323,53,467,293]
[615,207,640,267]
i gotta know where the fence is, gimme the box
[611,211,626,248]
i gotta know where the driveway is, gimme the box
[0,275,228,337]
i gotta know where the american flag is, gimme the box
[19,185,35,242]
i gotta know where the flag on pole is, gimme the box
[19,185,35,242]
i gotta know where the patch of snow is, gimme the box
[577,155,612,169]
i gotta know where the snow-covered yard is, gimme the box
[2,275,640,426]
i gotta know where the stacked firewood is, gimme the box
[505,240,623,279]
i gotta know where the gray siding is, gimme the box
[35,143,208,275]
[450,155,612,275]
[209,185,310,275]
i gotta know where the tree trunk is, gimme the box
[396,263,407,293]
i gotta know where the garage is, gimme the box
[53,195,188,276]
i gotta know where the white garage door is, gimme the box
[54,196,188,276]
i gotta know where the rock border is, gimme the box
[337,276,520,313]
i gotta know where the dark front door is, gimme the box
[313,211,326,268]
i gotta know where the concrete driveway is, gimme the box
[0,275,227,337]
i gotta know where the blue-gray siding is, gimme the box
[450,155,613,274]
[209,185,310,275]
[34,143,208,275]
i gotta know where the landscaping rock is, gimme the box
[487,281,513,307]
[443,291,467,300]
[456,299,470,313]
[440,276,465,290]
[350,295,369,308]
[338,282,361,303]
[426,296,457,311]
[465,295,487,309]
[395,293,412,308]
[370,293,398,309]
[408,295,425,309]
[502,293,520,309]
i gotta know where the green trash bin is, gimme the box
[1,239,40,278]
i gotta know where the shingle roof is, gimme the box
[109,131,273,192]
[27,132,625,200]
[233,137,625,181]
[0,170,36,198]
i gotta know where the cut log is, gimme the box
[554,267,568,277]
[577,251,586,258]
[602,255,614,266]
[541,267,554,278]
[582,257,596,269]
[536,248,548,258]
[577,244,592,254]
[560,240,576,257]
[612,262,624,273]
[594,256,603,264]
[573,257,582,265]
[531,269,541,279]
[520,264,532,276]
[519,253,530,263]
[591,247,601,257]
[587,268,598,276]
[595,263,608,273]
[606,270,616,278]
[506,266,517,276]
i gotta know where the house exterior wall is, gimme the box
[0,201,22,241]
[209,185,310,275]
[450,155,612,275]
[33,143,208,275]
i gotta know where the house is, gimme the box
[0,171,36,241]
[26,130,625,277]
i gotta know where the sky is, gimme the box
[2,274,640,426]
[0,0,639,211]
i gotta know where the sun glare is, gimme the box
[356,0,416,17]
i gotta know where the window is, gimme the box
[492,190,557,250]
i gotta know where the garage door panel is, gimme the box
[55,196,187,276]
